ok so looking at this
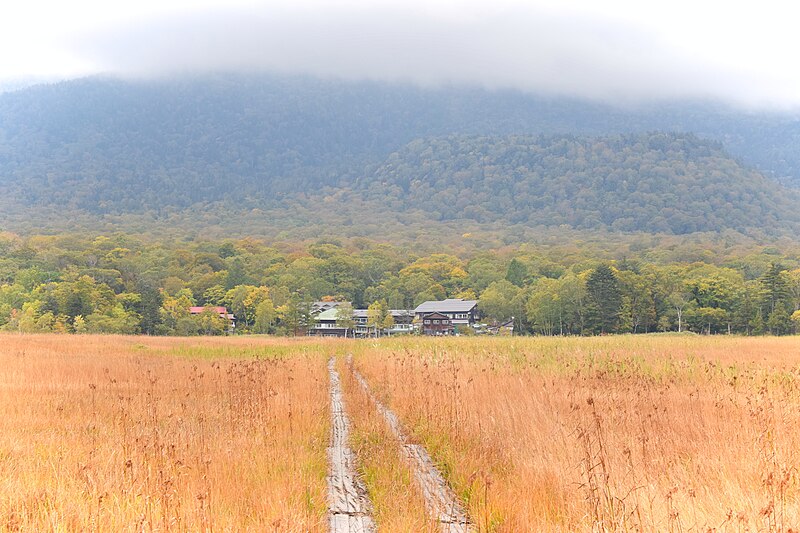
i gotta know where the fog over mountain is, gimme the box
[68,6,748,104]
[3,1,800,109]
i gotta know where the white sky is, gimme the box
[2,0,799,108]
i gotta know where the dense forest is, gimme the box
[1,75,800,237]
[359,133,799,233]
[2,232,800,336]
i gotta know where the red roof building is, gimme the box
[189,306,236,326]
[189,306,228,316]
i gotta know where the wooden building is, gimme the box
[414,299,479,334]
[420,311,454,335]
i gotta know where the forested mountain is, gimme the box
[1,74,799,237]
[360,134,800,234]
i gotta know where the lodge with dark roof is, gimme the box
[413,298,479,335]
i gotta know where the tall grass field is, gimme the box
[3,334,800,531]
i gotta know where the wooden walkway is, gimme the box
[348,357,473,533]
[327,358,376,533]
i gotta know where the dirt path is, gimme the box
[348,358,473,533]
[328,358,376,533]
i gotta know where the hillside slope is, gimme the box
[359,133,798,234]
[0,74,799,236]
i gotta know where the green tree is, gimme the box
[526,278,561,335]
[732,280,760,335]
[202,284,227,306]
[784,268,800,312]
[585,264,622,334]
[135,279,162,335]
[767,306,792,336]
[336,302,356,337]
[558,273,587,334]
[73,315,87,334]
[159,290,194,334]
[253,298,276,334]
[791,309,800,334]
[276,295,311,336]
[195,308,228,336]
[505,258,528,287]
[85,305,141,334]
[224,284,271,330]
[666,291,693,333]
[686,306,728,334]
[381,311,395,331]
[465,254,504,294]
[760,263,791,329]
[479,280,520,324]
[618,270,656,333]
[366,300,389,337]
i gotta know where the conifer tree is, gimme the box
[505,259,528,287]
[585,264,622,334]
[760,263,791,332]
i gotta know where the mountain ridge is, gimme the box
[1,74,799,238]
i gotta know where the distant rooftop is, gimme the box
[315,308,340,321]
[318,308,414,320]
[414,299,478,313]
[189,306,227,314]
[352,309,413,318]
[312,301,347,312]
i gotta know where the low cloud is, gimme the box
[66,4,799,108]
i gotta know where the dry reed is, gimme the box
[6,334,800,532]
[349,335,800,532]
[0,334,334,532]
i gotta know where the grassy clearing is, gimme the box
[350,335,800,531]
[0,334,335,531]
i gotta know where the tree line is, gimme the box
[1,233,800,336]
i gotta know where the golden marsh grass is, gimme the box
[0,334,336,532]
[349,335,800,531]
[4,334,800,531]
